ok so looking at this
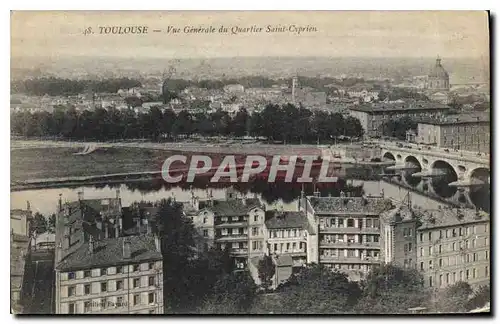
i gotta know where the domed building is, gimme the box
[426,57,450,91]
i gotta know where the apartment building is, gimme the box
[349,101,449,137]
[188,189,266,269]
[303,192,394,281]
[264,210,314,269]
[417,113,490,153]
[415,208,490,289]
[54,193,164,314]
[11,203,32,236]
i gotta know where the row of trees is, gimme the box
[151,198,490,314]
[11,104,364,142]
[29,212,56,236]
[11,77,143,96]
[382,116,418,140]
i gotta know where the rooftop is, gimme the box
[208,198,262,216]
[308,196,394,215]
[56,234,162,271]
[417,208,489,230]
[349,101,449,113]
[265,211,309,230]
[419,113,490,126]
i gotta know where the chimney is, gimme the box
[59,194,63,212]
[89,236,95,254]
[154,234,161,253]
[123,239,131,259]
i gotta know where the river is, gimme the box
[11,180,448,216]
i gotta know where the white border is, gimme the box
[3,2,497,324]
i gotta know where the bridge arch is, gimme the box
[469,167,490,212]
[403,155,422,187]
[429,160,458,198]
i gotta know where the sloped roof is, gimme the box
[209,198,262,216]
[308,196,394,215]
[265,211,309,229]
[417,208,489,230]
[56,234,162,271]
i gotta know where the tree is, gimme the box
[154,199,197,313]
[258,255,275,291]
[278,264,361,314]
[230,108,249,137]
[48,214,56,233]
[435,281,473,313]
[354,264,429,314]
[30,212,48,236]
[467,285,490,310]
[199,270,257,314]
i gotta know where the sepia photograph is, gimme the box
[9,10,491,315]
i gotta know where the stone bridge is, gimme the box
[378,141,490,210]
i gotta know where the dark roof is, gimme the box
[381,205,418,224]
[419,113,490,125]
[265,211,309,229]
[274,254,293,267]
[417,208,489,230]
[56,234,162,271]
[209,198,262,216]
[349,101,449,113]
[308,196,394,215]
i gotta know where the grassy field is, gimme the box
[10,147,176,182]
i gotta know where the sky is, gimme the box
[11,11,490,59]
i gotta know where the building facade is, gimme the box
[54,194,164,314]
[11,204,32,236]
[417,113,490,153]
[415,208,490,289]
[302,192,394,281]
[349,101,450,137]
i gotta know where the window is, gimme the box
[408,243,412,252]
[117,266,124,274]
[133,264,140,272]
[466,269,470,279]
[403,228,408,237]
[68,303,75,314]
[428,232,432,241]
[374,235,379,243]
[84,301,91,313]
[149,276,155,286]
[439,259,443,267]
[473,253,477,262]
[101,282,107,292]
[420,233,423,242]
[446,273,450,284]
[439,245,442,254]
[452,229,457,237]
[485,251,489,260]
[117,280,123,290]
[429,276,433,287]
[68,272,76,280]
[68,286,76,297]
[102,298,107,309]
[453,272,456,283]
[148,262,154,270]
[203,229,209,237]
[472,239,476,248]
[465,240,469,249]
[347,219,354,227]
[252,227,258,236]
[84,270,91,278]
[117,296,124,307]
[439,274,443,286]
[148,292,155,304]
[101,268,107,276]
[338,219,344,227]
[485,266,489,277]
[473,268,476,278]
[439,230,443,239]
[452,243,456,251]
[374,219,380,228]
[84,284,91,295]
[428,246,432,255]
[409,228,413,237]
[459,228,463,236]
[366,219,372,228]
[254,215,259,222]
[429,260,433,269]
[203,217,207,224]
[134,294,140,306]
[420,247,424,257]
[133,278,140,288]
[446,230,450,238]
